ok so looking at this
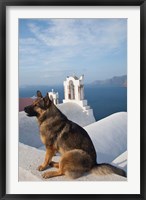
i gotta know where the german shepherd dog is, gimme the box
[24,91,126,179]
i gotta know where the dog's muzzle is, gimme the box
[24,105,37,117]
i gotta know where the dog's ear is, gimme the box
[37,91,43,98]
[43,94,52,108]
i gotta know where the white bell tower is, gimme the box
[63,75,84,102]
[63,75,94,116]
[48,89,59,105]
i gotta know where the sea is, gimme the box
[19,85,127,121]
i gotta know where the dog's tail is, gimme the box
[91,163,126,177]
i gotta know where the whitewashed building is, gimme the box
[63,75,94,116]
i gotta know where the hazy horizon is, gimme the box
[19,74,127,88]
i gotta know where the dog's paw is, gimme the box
[37,165,46,171]
[42,172,51,179]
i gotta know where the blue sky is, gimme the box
[19,18,127,86]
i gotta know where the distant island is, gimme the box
[89,75,127,87]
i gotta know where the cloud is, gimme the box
[19,18,127,85]
[28,19,80,47]
[27,19,126,49]
[25,19,126,61]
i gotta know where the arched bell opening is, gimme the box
[68,80,75,100]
